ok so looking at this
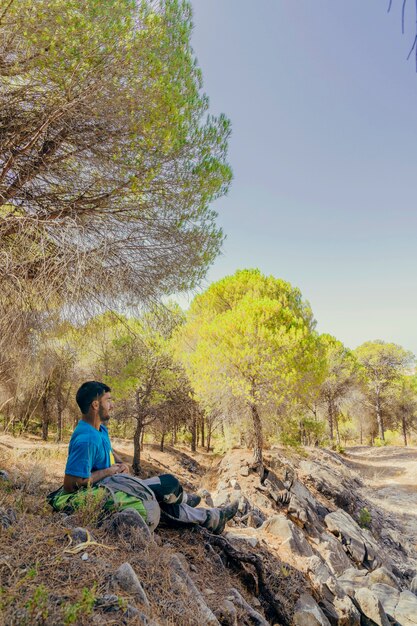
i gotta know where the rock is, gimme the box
[293,593,331,626]
[237,494,250,514]
[170,555,220,625]
[213,490,230,507]
[368,566,400,590]
[224,530,259,548]
[354,587,390,626]
[410,574,417,595]
[70,527,91,544]
[325,509,381,568]
[370,583,400,619]
[230,479,241,490]
[0,506,17,528]
[198,489,214,507]
[316,531,353,576]
[246,511,264,528]
[95,595,160,624]
[227,588,269,626]
[112,562,150,608]
[337,568,369,598]
[394,590,417,626]
[239,465,249,477]
[306,556,345,604]
[0,470,10,481]
[109,508,152,540]
[331,593,361,626]
[214,599,238,626]
[288,494,308,527]
[262,514,313,557]
[81,552,89,561]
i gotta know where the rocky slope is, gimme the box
[1,437,417,625]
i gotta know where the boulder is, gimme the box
[227,588,269,626]
[109,508,152,540]
[112,562,150,608]
[332,594,361,626]
[170,555,220,625]
[293,593,331,626]
[214,599,238,626]
[287,494,308,527]
[370,583,400,620]
[262,514,313,557]
[354,587,390,626]
[368,566,400,590]
[224,530,259,548]
[394,590,417,626]
[337,568,369,598]
[325,509,380,568]
[306,556,345,604]
[410,574,417,596]
[315,531,353,576]
[239,465,249,477]
[70,527,91,545]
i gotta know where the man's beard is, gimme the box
[99,405,110,423]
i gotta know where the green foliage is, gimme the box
[0,0,232,335]
[72,486,108,527]
[63,585,96,625]
[177,269,319,461]
[358,507,372,529]
[374,437,387,447]
[25,584,49,624]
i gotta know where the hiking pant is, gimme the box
[144,474,214,526]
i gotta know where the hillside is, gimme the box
[1,437,417,625]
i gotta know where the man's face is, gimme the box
[98,391,113,423]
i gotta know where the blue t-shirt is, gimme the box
[65,420,111,478]
[99,424,115,465]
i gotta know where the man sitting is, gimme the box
[48,381,238,534]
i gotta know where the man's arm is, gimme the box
[112,449,130,473]
[63,463,123,493]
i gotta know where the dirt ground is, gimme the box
[345,445,417,545]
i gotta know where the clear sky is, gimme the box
[187,0,417,355]
[186,0,417,354]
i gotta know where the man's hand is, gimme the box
[107,463,125,476]
[117,462,130,474]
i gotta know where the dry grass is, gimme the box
[0,440,301,625]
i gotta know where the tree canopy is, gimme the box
[177,269,318,466]
[0,0,231,339]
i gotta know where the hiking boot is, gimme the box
[184,493,201,507]
[204,500,239,535]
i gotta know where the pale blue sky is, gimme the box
[187,0,417,355]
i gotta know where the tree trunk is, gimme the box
[201,414,205,448]
[375,394,385,441]
[56,388,63,443]
[190,410,197,453]
[140,427,145,450]
[334,413,341,446]
[250,403,263,468]
[160,431,165,452]
[42,391,49,441]
[171,415,177,446]
[402,411,408,447]
[206,428,211,453]
[327,399,334,442]
[133,419,142,475]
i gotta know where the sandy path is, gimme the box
[345,446,417,545]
